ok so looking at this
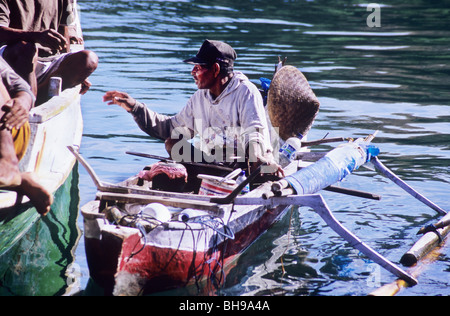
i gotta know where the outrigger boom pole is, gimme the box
[247,137,418,285]
[233,194,418,286]
[371,156,447,215]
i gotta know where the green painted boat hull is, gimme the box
[0,167,81,296]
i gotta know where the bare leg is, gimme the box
[37,50,98,104]
[0,82,21,187]
[0,81,53,215]
[0,128,21,188]
[0,131,54,215]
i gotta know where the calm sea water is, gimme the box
[72,0,449,296]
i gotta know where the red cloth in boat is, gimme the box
[138,162,188,183]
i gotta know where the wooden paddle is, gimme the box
[301,137,348,147]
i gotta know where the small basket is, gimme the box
[268,66,320,141]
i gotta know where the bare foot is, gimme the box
[17,172,53,216]
[0,159,21,188]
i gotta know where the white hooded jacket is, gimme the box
[131,71,273,163]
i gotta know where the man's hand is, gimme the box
[248,142,285,177]
[33,29,68,53]
[252,153,285,178]
[80,79,92,95]
[103,91,137,112]
[0,92,32,131]
[68,25,84,45]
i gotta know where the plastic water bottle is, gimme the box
[279,133,303,168]
[236,171,250,195]
[285,142,379,195]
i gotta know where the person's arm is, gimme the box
[0,26,68,53]
[131,101,175,140]
[0,60,34,130]
[238,85,283,175]
[0,58,35,102]
[58,0,82,53]
[103,90,174,140]
[238,89,271,155]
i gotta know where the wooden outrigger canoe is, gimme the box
[71,131,446,296]
[0,2,84,256]
[75,147,304,296]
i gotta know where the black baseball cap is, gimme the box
[183,40,237,66]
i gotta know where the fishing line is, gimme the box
[187,214,236,292]
[115,209,235,293]
[280,206,295,276]
[124,212,166,261]
[192,216,235,240]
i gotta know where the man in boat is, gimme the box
[0,57,53,215]
[0,0,98,105]
[104,40,281,175]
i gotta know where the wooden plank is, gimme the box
[96,192,225,215]
[80,200,105,220]
[29,87,80,123]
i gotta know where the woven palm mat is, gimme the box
[268,66,320,141]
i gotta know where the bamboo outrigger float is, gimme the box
[0,1,84,256]
[72,127,448,296]
[370,211,450,296]
[402,212,450,267]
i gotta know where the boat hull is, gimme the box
[0,87,83,254]
[0,0,84,255]
[82,183,292,296]
[0,168,81,296]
